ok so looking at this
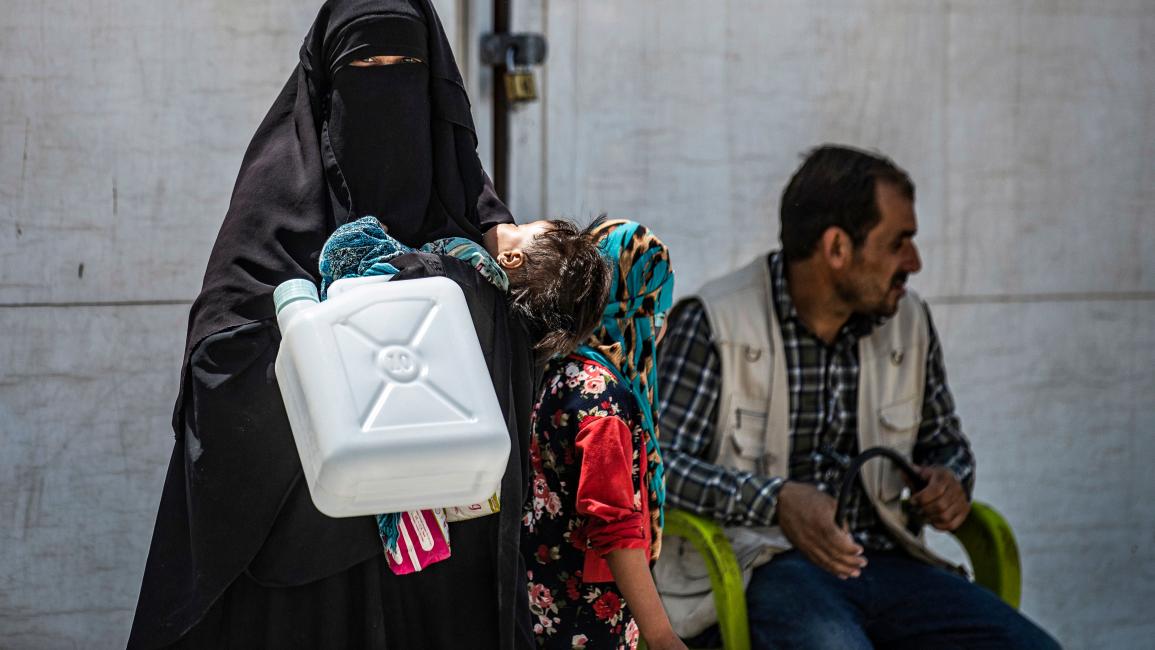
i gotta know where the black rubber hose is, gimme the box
[834,447,928,528]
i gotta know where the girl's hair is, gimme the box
[507,219,611,358]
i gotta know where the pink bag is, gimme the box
[384,509,452,575]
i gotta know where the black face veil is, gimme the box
[325,17,433,227]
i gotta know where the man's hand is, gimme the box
[776,481,867,579]
[909,466,970,531]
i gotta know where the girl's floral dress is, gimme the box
[522,356,652,650]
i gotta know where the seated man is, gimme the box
[653,145,1059,649]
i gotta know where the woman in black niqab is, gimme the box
[129,1,536,648]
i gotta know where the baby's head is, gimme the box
[484,219,611,358]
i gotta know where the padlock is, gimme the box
[503,47,538,103]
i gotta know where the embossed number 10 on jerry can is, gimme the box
[271,275,509,518]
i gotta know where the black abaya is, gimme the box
[128,1,534,647]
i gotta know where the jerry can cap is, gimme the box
[274,279,320,315]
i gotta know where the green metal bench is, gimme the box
[662,502,1021,650]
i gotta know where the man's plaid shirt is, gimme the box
[657,252,975,550]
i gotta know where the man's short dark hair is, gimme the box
[508,219,611,359]
[779,144,915,263]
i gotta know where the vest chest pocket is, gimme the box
[876,396,920,501]
[722,400,772,475]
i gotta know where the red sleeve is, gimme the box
[575,415,648,555]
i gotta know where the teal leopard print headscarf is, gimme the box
[576,219,674,560]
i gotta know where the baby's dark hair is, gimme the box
[507,219,611,358]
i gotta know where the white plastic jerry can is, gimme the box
[272,275,509,518]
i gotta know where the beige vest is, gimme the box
[655,255,961,637]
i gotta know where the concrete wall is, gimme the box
[0,2,333,646]
[0,0,1151,647]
